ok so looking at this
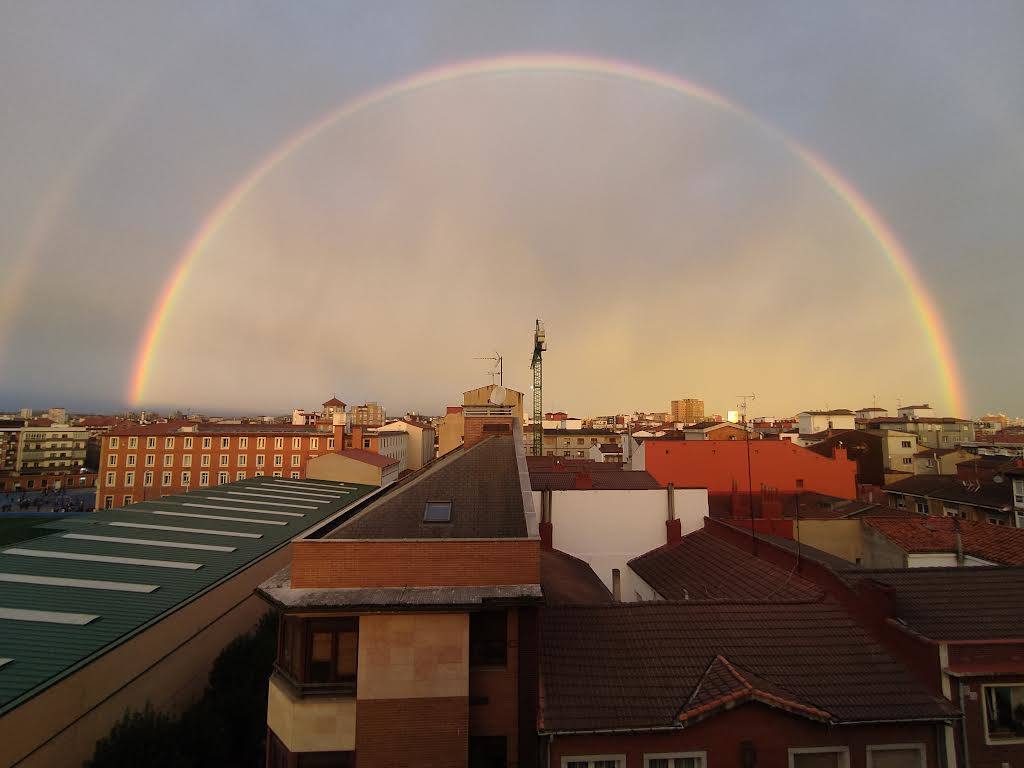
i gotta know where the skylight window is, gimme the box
[424,501,452,523]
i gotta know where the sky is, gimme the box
[1,2,1022,419]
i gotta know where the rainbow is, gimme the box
[129,53,967,415]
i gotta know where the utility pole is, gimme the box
[737,393,757,554]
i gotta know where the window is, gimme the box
[362,438,371,449]
[424,501,452,522]
[290,471,300,479]
[217,472,228,484]
[915,500,928,515]
[865,744,925,767]
[274,455,283,467]
[219,454,229,466]
[238,454,246,466]
[105,471,116,486]
[292,437,301,449]
[257,437,266,449]
[103,496,113,509]
[255,471,264,477]
[278,616,359,695]
[274,437,284,449]
[291,454,301,467]
[220,436,230,449]
[310,437,319,450]
[164,436,174,449]
[162,472,172,487]
[145,454,155,467]
[796,478,804,488]
[328,438,335,449]
[201,436,211,449]
[239,437,248,449]
[144,471,153,487]
[181,471,191,487]
[201,454,211,467]
[109,437,119,449]
[470,611,507,667]
[199,471,209,486]
[644,754,706,768]
[273,471,283,477]
[788,747,849,768]
[182,454,192,467]
[983,684,1024,743]
[125,471,135,486]
[146,436,157,449]
[123,495,133,506]
[236,471,246,480]
[563,757,624,768]
[163,454,173,467]
[107,454,117,467]
[183,436,193,449]
[256,454,265,467]
[901,440,912,448]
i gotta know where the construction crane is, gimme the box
[530,320,546,456]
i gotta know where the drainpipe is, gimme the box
[958,681,971,768]
[667,482,675,521]
[955,532,965,567]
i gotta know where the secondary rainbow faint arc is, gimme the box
[129,53,967,415]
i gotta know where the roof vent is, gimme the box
[423,501,452,523]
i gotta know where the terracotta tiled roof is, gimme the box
[540,549,613,605]
[629,529,822,601]
[597,443,622,453]
[539,600,953,731]
[322,397,346,406]
[847,567,1024,641]
[529,470,661,491]
[328,436,527,540]
[863,517,1024,565]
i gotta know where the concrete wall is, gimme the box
[306,453,381,486]
[268,680,356,753]
[2,548,290,768]
[861,524,910,569]
[535,487,709,596]
[358,613,468,700]
[437,411,465,457]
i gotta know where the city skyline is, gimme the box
[2,3,1023,416]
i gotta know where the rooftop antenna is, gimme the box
[474,351,503,386]
[737,393,757,555]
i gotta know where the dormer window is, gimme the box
[423,501,452,522]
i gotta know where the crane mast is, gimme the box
[530,320,546,456]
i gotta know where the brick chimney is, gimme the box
[462,405,514,449]
[665,483,682,544]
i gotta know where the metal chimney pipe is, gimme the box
[612,568,621,602]
[667,482,676,521]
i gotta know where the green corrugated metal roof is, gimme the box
[0,477,376,715]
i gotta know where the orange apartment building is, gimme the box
[259,409,540,768]
[96,422,341,510]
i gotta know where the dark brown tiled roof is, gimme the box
[629,529,823,601]
[336,448,398,468]
[849,567,1024,641]
[329,436,528,540]
[540,549,613,605]
[540,600,953,731]
[884,475,1013,510]
[322,396,346,406]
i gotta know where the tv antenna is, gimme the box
[474,352,503,386]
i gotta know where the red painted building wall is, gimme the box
[643,440,857,499]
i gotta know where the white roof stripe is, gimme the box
[262,483,349,495]
[204,494,315,509]
[0,572,159,593]
[0,658,12,669]
[150,510,286,526]
[266,477,347,489]
[62,533,235,553]
[109,521,262,539]
[224,490,321,504]
[0,607,99,625]
[181,502,303,518]
[250,489,339,501]
[2,548,203,570]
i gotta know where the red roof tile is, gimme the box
[863,517,1024,565]
[336,448,398,468]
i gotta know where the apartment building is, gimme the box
[798,409,856,435]
[96,422,337,510]
[348,402,386,427]
[862,415,976,449]
[377,418,437,470]
[260,415,540,768]
[670,398,704,424]
[347,425,408,473]
[15,422,88,473]
[523,427,621,458]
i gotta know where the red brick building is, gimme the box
[96,422,340,510]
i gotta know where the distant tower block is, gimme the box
[671,399,704,424]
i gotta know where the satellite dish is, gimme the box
[489,386,508,406]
